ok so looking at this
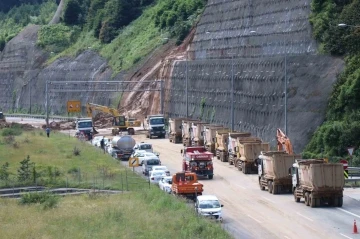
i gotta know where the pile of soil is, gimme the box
[41,121,75,130]
[0,122,34,130]
[93,113,113,128]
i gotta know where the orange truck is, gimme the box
[171,172,204,200]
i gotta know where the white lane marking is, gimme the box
[235,184,246,189]
[337,208,360,219]
[284,236,291,239]
[261,196,273,203]
[296,212,313,222]
[339,233,353,239]
[247,214,262,223]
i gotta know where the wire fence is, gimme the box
[0,166,150,194]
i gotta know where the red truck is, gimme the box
[180,146,214,179]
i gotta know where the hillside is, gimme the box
[0,0,359,161]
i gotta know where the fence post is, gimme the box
[78,168,81,185]
[121,173,123,192]
[66,177,68,193]
[125,169,128,191]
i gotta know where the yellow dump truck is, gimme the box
[203,125,226,155]
[190,122,209,146]
[234,137,270,174]
[215,129,232,162]
[258,151,300,194]
[227,132,252,165]
[169,118,186,144]
[182,119,200,146]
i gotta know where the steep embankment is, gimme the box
[165,0,344,152]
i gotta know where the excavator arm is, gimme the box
[86,103,121,117]
[277,128,294,155]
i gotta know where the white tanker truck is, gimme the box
[111,135,136,161]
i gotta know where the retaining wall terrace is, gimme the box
[166,0,344,152]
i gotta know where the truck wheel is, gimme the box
[259,179,265,191]
[305,192,310,206]
[315,198,321,207]
[333,197,339,207]
[294,190,300,202]
[309,194,316,208]
[242,164,248,174]
[236,161,242,171]
[273,183,280,195]
[337,197,343,207]
[208,175,213,179]
[146,134,149,138]
[268,181,273,194]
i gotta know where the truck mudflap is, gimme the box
[237,160,258,174]
[259,177,292,194]
[294,187,343,208]
[194,170,214,179]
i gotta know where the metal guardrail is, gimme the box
[4,113,76,121]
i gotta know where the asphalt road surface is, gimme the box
[128,134,360,239]
[6,117,360,239]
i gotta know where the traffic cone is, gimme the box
[353,220,358,234]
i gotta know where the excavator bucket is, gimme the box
[92,126,98,134]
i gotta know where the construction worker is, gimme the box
[45,127,50,137]
[100,137,105,154]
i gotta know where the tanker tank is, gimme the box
[111,135,136,161]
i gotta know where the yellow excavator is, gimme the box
[86,103,141,135]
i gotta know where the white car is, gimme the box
[195,195,224,222]
[91,136,103,146]
[134,152,161,166]
[150,166,170,176]
[158,176,172,193]
[133,142,153,153]
[149,170,167,184]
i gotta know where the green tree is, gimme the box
[63,0,82,25]
[17,155,33,182]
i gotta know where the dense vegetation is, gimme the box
[0,0,57,51]
[41,0,206,72]
[304,0,360,164]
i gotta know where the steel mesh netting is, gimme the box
[189,0,316,60]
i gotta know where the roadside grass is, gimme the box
[0,189,231,239]
[0,128,146,190]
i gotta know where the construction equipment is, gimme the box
[227,132,252,165]
[215,129,232,162]
[171,172,204,201]
[181,146,214,179]
[277,128,294,154]
[190,122,209,146]
[86,103,141,135]
[233,137,270,174]
[291,159,344,208]
[203,125,226,155]
[144,114,166,139]
[182,119,200,146]
[111,135,136,161]
[168,118,185,143]
[258,151,300,194]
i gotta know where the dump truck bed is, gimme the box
[240,143,270,162]
[299,162,344,192]
[260,151,299,181]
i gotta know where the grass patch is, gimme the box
[0,129,147,190]
[0,189,231,239]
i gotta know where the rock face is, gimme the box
[165,0,345,152]
[0,25,121,116]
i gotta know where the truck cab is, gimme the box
[181,146,214,179]
[75,118,93,137]
[145,114,166,139]
[171,172,204,200]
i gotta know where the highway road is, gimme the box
[128,134,360,239]
[6,117,360,239]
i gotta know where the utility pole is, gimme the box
[284,38,288,135]
[29,82,31,114]
[185,56,189,118]
[231,55,234,132]
[46,80,49,127]
[160,80,164,114]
